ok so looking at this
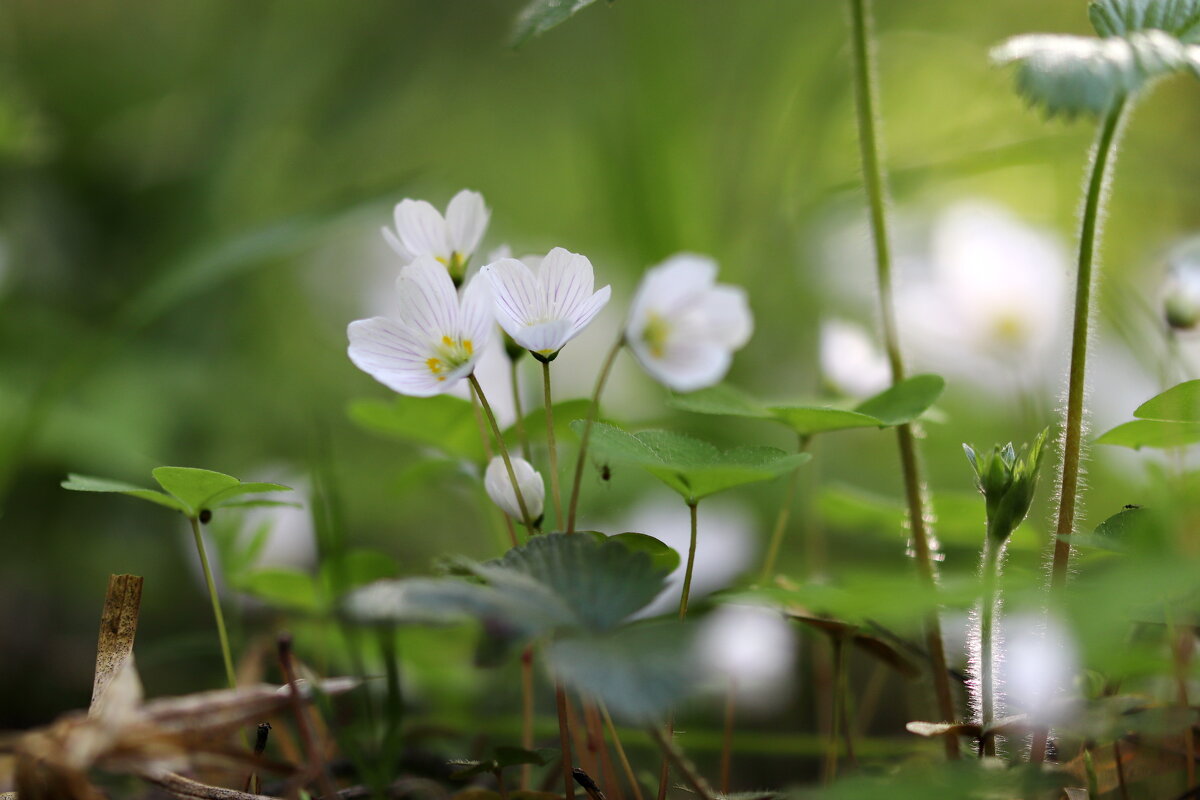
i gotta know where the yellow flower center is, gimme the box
[642,311,671,359]
[427,335,474,381]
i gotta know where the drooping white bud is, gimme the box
[484,456,545,523]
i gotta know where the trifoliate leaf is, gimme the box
[1094,419,1200,448]
[1133,378,1200,420]
[853,374,945,426]
[510,0,601,47]
[151,467,241,512]
[545,620,698,723]
[992,29,1200,117]
[573,422,809,504]
[668,384,774,420]
[61,474,188,514]
[63,468,291,518]
[1089,0,1200,42]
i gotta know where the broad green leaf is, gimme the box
[1133,378,1200,421]
[545,620,697,723]
[349,395,483,462]
[234,568,322,613]
[854,374,945,427]
[574,422,809,504]
[513,399,591,450]
[510,0,600,47]
[668,384,772,420]
[61,473,188,513]
[493,746,558,768]
[767,406,883,436]
[204,481,293,509]
[992,29,1200,118]
[346,577,559,631]
[152,467,241,514]
[320,548,399,598]
[479,533,670,632]
[606,532,682,574]
[1095,419,1200,448]
[1090,0,1200,42]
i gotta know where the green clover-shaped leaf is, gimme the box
[62,467,291,519]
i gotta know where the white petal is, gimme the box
[628,253,717,334]
[630,336,732,392]
[538,247,595,322]
[397,256,459,341]
[482,258,543,336]
[381,226,413,262]
[445,190,489,258]
[392,199,450,260]
[347,317,446,397]
[484,456,545,521]
[567,284,611,339]
[692,285,752,349]
[457,275,496,352]
[514,319,574,355]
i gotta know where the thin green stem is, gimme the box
[520,648,535,790]
[469,385,522,548]
[568,337,623,533]
[511,359,531,462]
[470,375,536,537]
[1033,95,1128,764]
[189,515,238,689]
[824,636,846,783]
[979,539,1002,758]
[378,628,403,762]
[678,501,699,620]
[847,0,958,757]
[759,435,811,584]
[647,723,716,800]
[600,701,645,800]
[542,359,564,530]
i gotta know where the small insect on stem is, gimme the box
[253,722,272,755]
[198,508,212,524]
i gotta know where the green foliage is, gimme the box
[450,746,558,779]
[963,428,1049,543]
[233,568,322,612]
[794,761,1063,799]
[573,421,810,504]
[669,374,945,437]
[1090,0,1200,41]
[1097,379,1200,447]
[62,467,291,519]
[510,0,601,47]
[598,531,682,573]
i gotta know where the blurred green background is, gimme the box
[2,0,1197,776]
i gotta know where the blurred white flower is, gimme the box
[820,318,891,398]
[697,604,798,712]
[481,247,611,360]
[898,201,1069,389]
[625,254,753,392]
[1162,237,1200,331]
[601,494,756,619]
[484,455,545,523]
[997,612,1079,727]
[382,189,489,281]
[348,257,493,397]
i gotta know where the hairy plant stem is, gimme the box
[847,0,958,757]
[679,501,700,620]
[469,375,536,537]
[978,539,1002,758]
[759,434,811,584]
[556,684,576,800]
[542,359,564,530]
[567,337,624,533]
[1032,95,1129,764]
[189,516,238,690]
[511,359,531,462]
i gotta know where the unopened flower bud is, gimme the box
[963,428,1048,543]
[1162,239,1200,331]
[484,456,544,524]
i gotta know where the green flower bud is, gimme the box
[963,428,1049,544]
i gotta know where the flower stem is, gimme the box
[1032,95,1128,764]
[189,515,238,689]
[520,647,535,790]
[542,359,564,531]
[979,539,1002,757]
[600,702,645,800]
[470,375,536,537]
[568,337,623,533]
[469,386,521,548]
[824,636,846,783]
[759,434,811,584]
[556,683,576,800]
[847,0,958,757]
[511,359,531,462]
[679,501,699,620]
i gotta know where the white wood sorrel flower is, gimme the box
[626,253,753,391]
[480,247,611,361]
[484,455,545,523]
[382,189,489,283]
[347,256,492,397]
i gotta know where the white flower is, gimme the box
[697,604,798,712]
[382,189,489,280]
[480,247,611,360]
[625,254,753,392]
[347,256,493,397]
[484,456,545,522]
[1163,237,1200,330]
[820,318,891,398]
